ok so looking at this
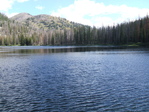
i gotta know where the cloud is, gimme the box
[0,0,29,17]
[0,0,29,12]
[0,0,13,12]
[16,0,29,2]
[51,0,149,27]
[7,12,19,18]
[35,6,44,10]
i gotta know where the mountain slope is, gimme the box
[1,13,85,46]
[11,13,83,30]
[1,12,149,46]
[11,13,33,22]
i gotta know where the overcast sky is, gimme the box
[1,0,149,27]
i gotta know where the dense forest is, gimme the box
[0,12,149,46]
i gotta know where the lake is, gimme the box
[0,46,149,112]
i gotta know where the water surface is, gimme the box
[0,46,149,112]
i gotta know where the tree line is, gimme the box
[0,13,149,46]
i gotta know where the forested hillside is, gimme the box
[11,13,83,30]
[0,12,149,46]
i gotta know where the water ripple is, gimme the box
[1,47,149,112]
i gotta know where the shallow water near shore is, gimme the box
[0,46,149,112]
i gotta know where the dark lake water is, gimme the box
[0,46,149,112]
